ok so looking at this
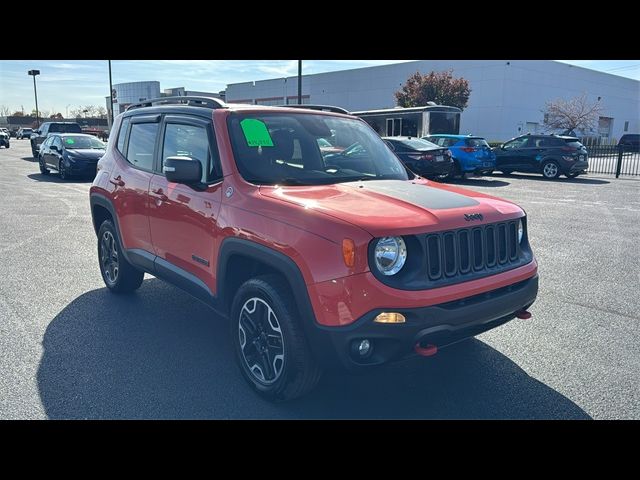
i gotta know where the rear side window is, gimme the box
[116,117,131,153]
[465,138,490,148]
[49,123,82,133]
[126,123,158,171]
[162,124,212,182]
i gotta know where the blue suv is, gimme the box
[424,134,496,178]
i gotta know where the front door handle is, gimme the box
[150,188,168,202]
[109,175,125,187]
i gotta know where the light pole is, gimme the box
[66,104,71,118]
[27,69,40,128]
[297,60,302,105]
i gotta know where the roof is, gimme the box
[353,105,462,115]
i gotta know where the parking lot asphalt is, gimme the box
[1,140,639,419]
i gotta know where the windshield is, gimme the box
[50,123,82,133]
[62,136,106,149]
[564,139,583,148]
[228,113,409,186]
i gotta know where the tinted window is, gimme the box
[228,113,409,186]
[162,124,212,182]
[117,117,131,153]
[126,123,158,171]
[503,137,530,149]
[49,123,82,133]
[466,138,490,148]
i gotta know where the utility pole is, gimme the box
[27,70,40,128]
[108,60,114,127]
[297,60,302,105]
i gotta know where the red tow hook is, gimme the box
[515,310,532,319]
[415,343,438,357]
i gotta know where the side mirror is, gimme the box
[35,130,41,134]
[500,144,506,150]
[50,145,59,152]
[163,156,202,185]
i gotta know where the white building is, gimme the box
[225,60,640,142]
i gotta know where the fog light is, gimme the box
[374,312,406,324]
[357,339,371,357]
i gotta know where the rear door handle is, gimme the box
[109,175,125,187]
[150,188,168,202]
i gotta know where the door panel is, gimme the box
[149,116,223,296]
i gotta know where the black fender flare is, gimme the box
[89,193,132,263]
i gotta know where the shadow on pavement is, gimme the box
[38,279,590,419]
[27,173,93,183]
[21,156,37,162]
[491,173,610,185]
[446,177,510,188]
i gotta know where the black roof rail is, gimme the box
[125,96,226,112]
[277,104,350,115]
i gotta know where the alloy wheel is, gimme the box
[100,231,119,285]
[543,162,558,178]
[238,297,285,385]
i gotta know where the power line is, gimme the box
[604,63,640,72]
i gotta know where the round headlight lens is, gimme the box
[374,237,407,275]
[518,219,524,243]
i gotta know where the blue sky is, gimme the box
[1,60,638,116]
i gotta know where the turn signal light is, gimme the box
[342,238,355,267]
[374,312,406,324]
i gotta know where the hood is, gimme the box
[260,179,523,237]
[66,149,105,160]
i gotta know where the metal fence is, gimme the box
[584,143,640,177]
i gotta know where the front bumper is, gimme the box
[66,160,98,177]
[310,274,538,370]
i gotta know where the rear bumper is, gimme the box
[311,274,538,370]
[408,160,454,177]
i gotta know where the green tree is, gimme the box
[395,70,471,109]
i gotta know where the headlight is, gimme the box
[518,219,524,243]
[374,237,407,275]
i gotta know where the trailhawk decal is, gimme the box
[344,180,479,210]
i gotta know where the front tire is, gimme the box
[541,160,560,179]
[58,160,68,180]
[38,155,50,175]
[97,220,144,293]
[231,274,322,401]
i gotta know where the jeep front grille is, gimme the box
[424,220,521,283]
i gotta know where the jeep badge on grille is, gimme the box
[464,213,483,221]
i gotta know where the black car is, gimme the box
[382,136,453,179]
[30,121,82,157]
[494,134,589,179]
[38,133,105,180]
[618,134,640,153]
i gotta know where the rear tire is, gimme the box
[97,220,144,293]
[541,160,560,179]
[231,274,322,401]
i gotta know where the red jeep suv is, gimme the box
[90,97,538,401]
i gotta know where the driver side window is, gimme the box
[503,138,529,150]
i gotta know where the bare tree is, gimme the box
[69,105,107,118]
[0,105,11,116]
[543,93,603,134]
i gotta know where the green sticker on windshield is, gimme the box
[240,119,274,147]
[65,138,75,144]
